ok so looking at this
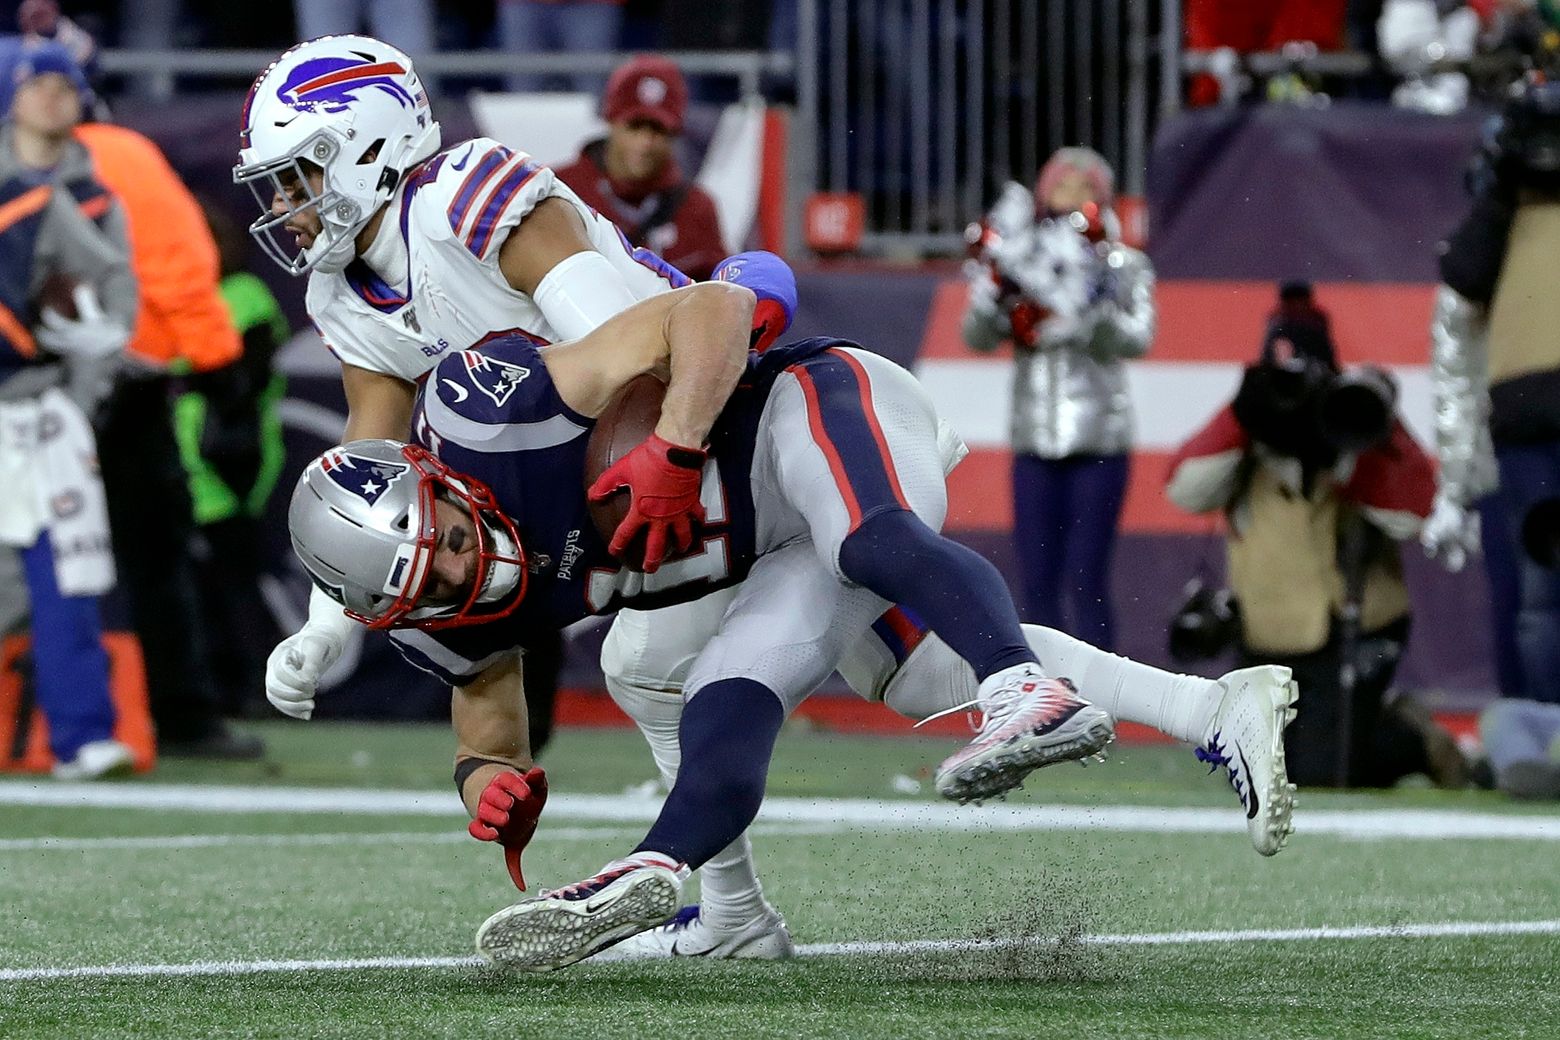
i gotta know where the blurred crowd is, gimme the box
[0,0,795,91]
[1189,0,1560,113]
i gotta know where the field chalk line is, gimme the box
[4,780,1560,842]
[4,919,1559,982]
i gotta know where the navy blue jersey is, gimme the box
[393,333,850,684]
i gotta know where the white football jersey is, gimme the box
[305,137,685,383]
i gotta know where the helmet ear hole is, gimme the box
[356,139,385,165]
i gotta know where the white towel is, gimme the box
[0,387,115,596]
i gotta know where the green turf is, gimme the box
[3,722,1558,1039]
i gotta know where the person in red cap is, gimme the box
[554,55,726,280]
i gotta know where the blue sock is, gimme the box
[635,678,784,869]
[838,509,1035,682]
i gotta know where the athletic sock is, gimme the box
[635,678,785,870]
[838,509,1034,682]
[695,834,770,931]
[1022,623,1221,743]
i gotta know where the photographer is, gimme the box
[961,147,1155,650]
[1427,72,1560,706]
[1167,285,1465,788]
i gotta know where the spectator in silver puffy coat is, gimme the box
[961,147,1155,650]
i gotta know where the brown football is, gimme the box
[35,272,81,322]
[584,374,666,570]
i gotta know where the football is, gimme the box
[584,373,666,570]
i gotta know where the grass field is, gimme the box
[3,720,1559,1039]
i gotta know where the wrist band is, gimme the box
[454,756,516,795]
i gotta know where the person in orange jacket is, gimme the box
[73,120,264,760]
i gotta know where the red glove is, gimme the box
[467,767,548,891]
[587,433,707,573]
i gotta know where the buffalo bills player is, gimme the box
[286,280,1298,971]
[234,35,770,720]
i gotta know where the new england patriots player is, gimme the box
[285,280,1299,971]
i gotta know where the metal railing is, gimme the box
[97,48,792,102]
[794,0,1173,257]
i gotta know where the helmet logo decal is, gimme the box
[278,54,415,114]
[320,449,411,506]
[462,351,531,408]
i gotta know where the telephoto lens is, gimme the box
[1318,365,1398,454]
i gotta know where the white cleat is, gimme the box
[595,903,795,961]
[476,855,685,972]
[1199,665,1300,857]
[51,739,134,782]
[931,664,1115,804]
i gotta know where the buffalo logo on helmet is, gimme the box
[277,54,416,114]
[319,449,409,506]
[462,351,532,408]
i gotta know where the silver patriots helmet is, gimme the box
[288,439,526,630]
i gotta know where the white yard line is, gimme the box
[0,827,640,852]
[4,918,1557,982]
[4,780,1560,841]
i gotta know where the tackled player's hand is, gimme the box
[468,767,549,891]
[264,627,345,720]
[587,433,706,573]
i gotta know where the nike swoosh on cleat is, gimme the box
[1237,748,1259,820]
[583,891,619,913]
[669,940,714,957]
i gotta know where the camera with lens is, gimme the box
[1231,284,1398,466]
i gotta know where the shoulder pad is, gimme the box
[428,138,552,258]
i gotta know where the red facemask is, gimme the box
[351,445,529,632]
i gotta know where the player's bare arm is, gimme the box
[453,652,548,891]
[452,652,533,814]
[497,196,595,295]
[546,280,754,569]
[545,281,757,439]
[341,364,417,441]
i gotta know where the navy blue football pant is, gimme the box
[19,532,115,760]
[1477,490,1524,698]
[1492,439,1560,703]
[1012,452,1129,651]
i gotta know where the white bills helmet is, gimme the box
[288,440,526,631]
[233,35,440,275]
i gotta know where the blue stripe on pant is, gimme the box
[792,350,909,531]
[19,532,115,760]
